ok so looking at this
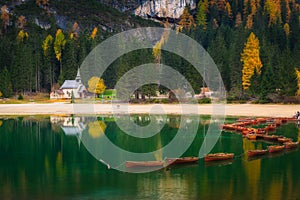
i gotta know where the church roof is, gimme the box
[60,80,79,89]
[78,85,86,93]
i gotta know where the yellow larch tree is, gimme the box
[235,12,242,27]
[17,15,27,29]
[196,0,208,29]
[295,68,300,95]
[283,23,290,37]
[245,14,253,29]
[244,0,260,16]
[91,27,98,40]
[178,7,196,32]
[88,76,106,98]
[264,0,282,26]
[225,2,233,20]
[17,30,28,42]
[72,22,80,38]
[241,32,263,90]
[1,5,10,32]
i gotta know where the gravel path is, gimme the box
[0,103,299,117]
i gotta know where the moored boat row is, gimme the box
[222,116,299,160]
[248,142,299,157]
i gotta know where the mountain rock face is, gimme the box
[99,0,196,19]
[135,0,196,19]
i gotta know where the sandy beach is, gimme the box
[0,103,299,117]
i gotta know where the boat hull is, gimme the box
[125,161,164,168]
[166,157,199,165]
[247,150,268,157]
[204,153,234,162]
[268,145,285,153]
[284,142,299,149]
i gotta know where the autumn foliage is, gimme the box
[241,32,263,90]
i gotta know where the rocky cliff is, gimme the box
[135,0,196,19]
[99,0,196,19]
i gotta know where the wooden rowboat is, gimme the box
[277,137,292,143]
[165,157,199,165]
[204,153,234,162]
[125,160,164,168]
[268,145,285,153]
[263,135,280,141]
[247,149,268,157]
[284,141,299,149]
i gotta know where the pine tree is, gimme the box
[208,32,231,91]
[196,0,208,29]
[62,36,77,80]
[241,32,263,90]
[260,64,276,99]
[42,34,55,90]
[0,67,12,97]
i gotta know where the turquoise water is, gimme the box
[0,115,299,199]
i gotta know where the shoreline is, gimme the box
[0,103,299,117]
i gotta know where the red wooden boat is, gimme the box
[268,145,285,153]
[265,124,277,132]
[277,137,292,143]
[204,153,234,162]
[247,149,268,157]
[165,157,199,165]
[125,160,164,168]
[284,141,299,149]
[263,135,280,141]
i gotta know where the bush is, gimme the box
[129,99,140,104]
[198,97,211,104]
[259,99,271,104]
[154,99,160,104]
[161,98,169,104]
[18,94,23,100]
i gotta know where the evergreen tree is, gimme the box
[63,34,78,80]
[54,29,66,84]
[260,64,276,99]
[0,67,12,97]
[42,34,55,90]
[208,31,231,91]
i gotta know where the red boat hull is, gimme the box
[284,142,299,149]
[247,150,268,157]
[204,153,234,162]
[268,145,285,153]
[165,157,199,165]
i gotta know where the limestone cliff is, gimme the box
[99,0,196,19]
[135,0,196,19]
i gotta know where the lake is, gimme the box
[0,115,299,199]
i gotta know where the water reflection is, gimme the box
[0,116,300,199]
